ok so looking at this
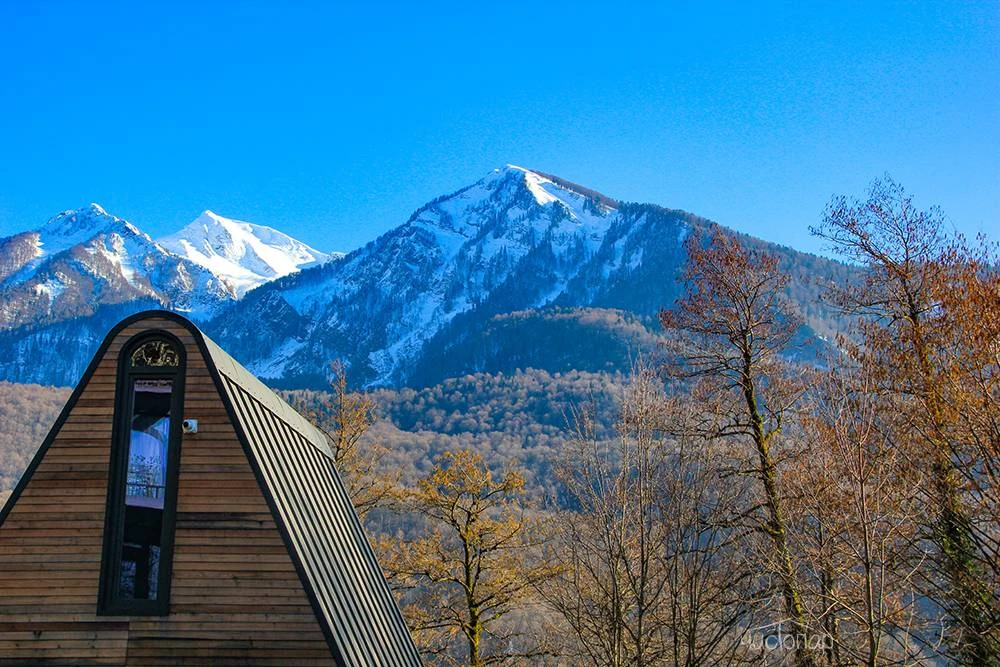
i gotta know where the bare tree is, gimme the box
[659,229,819,666]
[383,449,556,666]
[291,360,396,517]
[658,400,762,666]
[792,365,929,665]
[541,363,757,666]
[813,177,999,663]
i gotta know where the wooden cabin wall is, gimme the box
[0,319,335,666]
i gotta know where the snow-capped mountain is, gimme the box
[204,166,691,385]
[0,203,235,332]
[159,210,333,297]
[205,165,848,387]
[0,204,335,384]
[0,166,852,387]
[206,165,842,386]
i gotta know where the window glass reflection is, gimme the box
[118,378,171,600]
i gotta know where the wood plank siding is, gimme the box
[0,318,334,666]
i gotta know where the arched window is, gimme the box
[99,333,185,615]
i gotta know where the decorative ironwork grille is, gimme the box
[130,340,180,368]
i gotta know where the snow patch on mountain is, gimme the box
[33,275,70,304]
[158,211,333,296]
[43,204,148,254]
[245,337,306,378]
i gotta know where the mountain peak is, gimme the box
[484,166,619,211]
[158,211,331,297]
[499,164,535,176]
[195,209,226,224]
[40,203,131,242]
[484,164,542,185]
[45,202,113,225]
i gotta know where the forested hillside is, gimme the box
[289,179,999,666]
[0,382,69,497]
[285,368,626,496]
[0,370,620,500]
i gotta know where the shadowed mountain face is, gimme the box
[0,166,852,388]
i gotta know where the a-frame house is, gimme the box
[0,310,422,666]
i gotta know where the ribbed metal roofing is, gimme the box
[218,373,423,666]
[196,327,423,667]
[200,334,334,458]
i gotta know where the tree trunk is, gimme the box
[743,366,816,667]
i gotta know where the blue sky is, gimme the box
[0,1,996,255]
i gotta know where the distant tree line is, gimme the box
[0,382,69,496]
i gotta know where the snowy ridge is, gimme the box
[7,203,139,284]
[159,211,333,296]
[0,203,337,334]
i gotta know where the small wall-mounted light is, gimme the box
[182,419,199,434]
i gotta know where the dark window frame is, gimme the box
[98,330,186,616]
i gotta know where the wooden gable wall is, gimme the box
[0,318,335,666]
